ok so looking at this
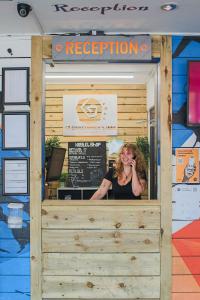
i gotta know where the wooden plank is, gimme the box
[45,104,147,113]
[43,253,160,275]
[57,135,144,144]
[42,36,52,59]
[43,299,160,300]
[173,257,200,274]
[152,36,161,58]
[42,276,160,299]
[42,229,160,253]
[46,83,146,90]
[45,97,147,105]
[30,36,43,300]
[45,89,146,98]
[42,200,159,206]
[42,205,160,229]
[46,119,147,128]
[45,112,147,120]
[45,127,148,136]
[172,293,200,300]
[160,36,172,300]
[173,238,200,257]
[172,275,200,292]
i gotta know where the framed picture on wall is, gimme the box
[187,61,200,126]
[2,67,29,105]
[2,158,29,195]
[2,112,30,150]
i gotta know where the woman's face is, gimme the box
[120,148,134,165]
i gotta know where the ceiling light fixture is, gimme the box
[160,3,177,11]
[45,75,134,79]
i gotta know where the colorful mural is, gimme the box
[0,42,31,299]
[0,36,200,299]
[172,36,200,299]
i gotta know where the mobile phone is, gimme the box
[133,155,136,160]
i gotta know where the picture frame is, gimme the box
[2,158,29,195]
[2,112,30,150]
[187,60,200,126]
[2,67,29,105]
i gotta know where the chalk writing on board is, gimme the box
[68,142,106,187]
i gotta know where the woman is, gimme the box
[90,143,147,200]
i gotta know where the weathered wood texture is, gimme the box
[43,253,160,276]
[42,276,160,299]
[160,36,172,300]
[42,205,160,229]
[31,36,43,300]
[41,202,161,299]
[45,83,148,170]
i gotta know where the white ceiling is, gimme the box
[0,0,200,35]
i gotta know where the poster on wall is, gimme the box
[176,148,199,183]
[2,67,29,105]
[68,141,106,187]
[63,94,117,136]
[2,158,29,195]
[2,112,30,149]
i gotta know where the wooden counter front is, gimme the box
[41,200,161,299]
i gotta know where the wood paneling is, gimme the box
[42,205,160,229]
[42,229,160,253]
[42,275,160,299]
[160,36,172,300]
[43,253,160,276]
[45,84,148,172]
[30,36,43,300]
[41,202,161,299]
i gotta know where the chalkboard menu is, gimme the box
[68,142,106,187]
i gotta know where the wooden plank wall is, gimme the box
[45,84,147,168]
[41,200,161,299]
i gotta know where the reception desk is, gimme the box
[41,200,161,299]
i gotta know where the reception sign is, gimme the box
[63,94,117,136]
[52,35,151,61]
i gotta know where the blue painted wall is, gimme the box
[0,38,31,300]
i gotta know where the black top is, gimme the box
[104,167,146,200]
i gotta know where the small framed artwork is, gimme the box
[2,158,29,195]
[2,112,30,150]
[2,67,29,105]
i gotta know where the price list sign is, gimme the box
[68,142,106,187]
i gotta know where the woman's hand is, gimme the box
[130,158,136,170]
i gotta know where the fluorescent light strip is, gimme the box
[45,75,134,79]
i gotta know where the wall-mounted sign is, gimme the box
[2,112,30,150]
[63,94,117,136]
[68,141,106,187]
[2,67,29,105]
[176,148,199,183]
[52,36,151,61]
[53,4,148,15]
[2,158,29,195]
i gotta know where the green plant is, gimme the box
[59,172,68,182]
[59,172,68,187]
[45,136,61,152]
[136,136,150,166]
[45,136,61,162]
